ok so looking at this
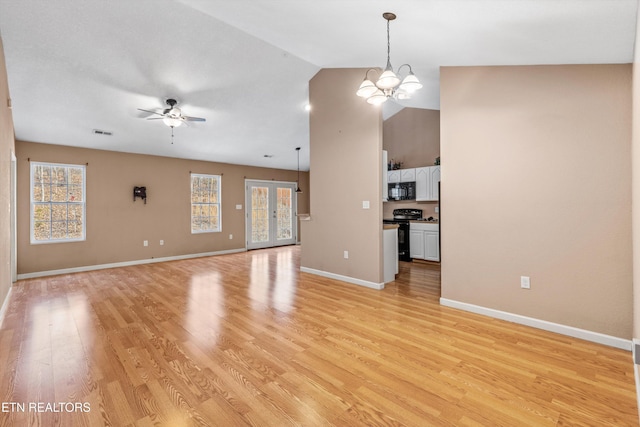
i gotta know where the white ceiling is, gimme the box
[0,0,637,170]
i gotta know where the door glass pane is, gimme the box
[251,186,269,243]
[276,187,292,240]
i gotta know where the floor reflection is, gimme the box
[185,272,223,344]
[248,247,297,313]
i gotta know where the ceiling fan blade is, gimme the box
[138,108,165,117]
[183,116,206,122]
[146,117,165,120]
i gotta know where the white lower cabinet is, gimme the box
[410,223,440,262]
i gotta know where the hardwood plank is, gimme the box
[0,246,636,426]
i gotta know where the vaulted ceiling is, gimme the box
[0,0,637,170]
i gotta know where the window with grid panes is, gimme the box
[30,162,86,244]
[191,173,221,233]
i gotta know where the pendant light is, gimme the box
[356,12,422,104]
[295,147,303,193]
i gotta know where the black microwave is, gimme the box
[388,182,416,201]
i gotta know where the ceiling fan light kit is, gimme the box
[356,12,423,105]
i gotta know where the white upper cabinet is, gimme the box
[429,166,441,201]
[400,168,416,182]
[415,167,429,201]
[416,166,440,201]
[387,170,401,184]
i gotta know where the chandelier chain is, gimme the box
[386,18,392,69]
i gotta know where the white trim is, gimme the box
[17,248,246,280]
[300,266,384,290]
[0,287,13,329]
[440,298,632,351]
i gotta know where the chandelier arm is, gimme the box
[364,67,380,80]
[397,63,414,76]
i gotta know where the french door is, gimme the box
[245,180,297,250]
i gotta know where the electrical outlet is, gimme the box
[229,234,233,240]
[521,276,531,289]
[159,240,164,246]
[143,240,148,247]
[236,204,242,210]
[435,206,439,213]
[344,251,349,259]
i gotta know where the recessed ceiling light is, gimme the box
[304,104,311,112]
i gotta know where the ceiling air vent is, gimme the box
[92,129,113,136]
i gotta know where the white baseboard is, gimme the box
[0,286,13,329]
[16,248,247,280]
[300,266,384,290]
[440,297,632,351]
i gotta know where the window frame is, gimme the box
[190,173,222,234]
[30,161,86,244]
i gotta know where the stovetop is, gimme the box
[392,208,423,220]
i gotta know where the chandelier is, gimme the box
[356,12,422,105]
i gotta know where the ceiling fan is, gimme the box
[138,98,206,144]
[138,98,206,128]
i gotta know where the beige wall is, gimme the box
[0,36,16,307]
[301,68,383,284]
[440,64,632,338]
[382,107,440,219]
[16,141,309,274]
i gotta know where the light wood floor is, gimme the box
[0,246,637,426]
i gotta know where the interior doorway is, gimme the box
[245,180,297,250]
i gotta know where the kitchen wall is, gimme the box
[440,64,632,339]
[383,107,440,219]
[301,68,383,286]
[0,36,16,312]
[16,141,309,274]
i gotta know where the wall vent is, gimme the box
[92,129,113,136]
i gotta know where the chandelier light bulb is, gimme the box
[356,79,378,98]
[376,69,401,90]
[366,89,388,105]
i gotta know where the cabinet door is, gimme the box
[428,166,441,201]
[388,170,400,183]
[424,230,440,261]
[400,168,416,182]
[415,167,429,201]
[409,230,425,259]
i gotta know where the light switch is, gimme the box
[236,204,242,210]
[362,201,370,209]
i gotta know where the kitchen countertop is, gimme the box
[383,224,399,230]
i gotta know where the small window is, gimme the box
[191,173,221,233]
[30,162,86,244]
